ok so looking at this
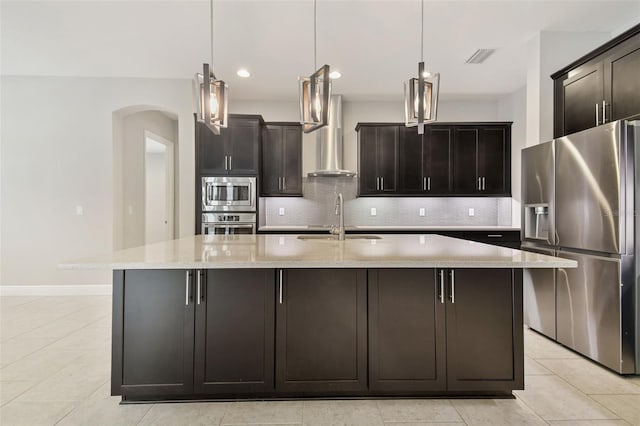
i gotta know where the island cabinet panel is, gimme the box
[275,269,368,393]
[194,269,275,394]
[368,269,446,392]
[115,269,195,398]
[445,268,523,392]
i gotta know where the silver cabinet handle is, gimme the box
[595,103,600,125]
[427,177,431,191]
[185,270,191,305]
[423,177,427,191]
[602,100,607,123]
[381,177,384,190]
[439,270,445,304]
[487,234,503,237]
[482,177,485,191]
[278,269,283,304]
[228,155,232,170]
[376,177,380,191]
[196,270,202,305]
[478,177,481,190]
[450,270,455,304]
[282,177,286,190]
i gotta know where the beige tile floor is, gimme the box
[1,296,639,426]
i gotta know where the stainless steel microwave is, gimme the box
[202,177,256,212]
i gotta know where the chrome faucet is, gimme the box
[331,193,345,241]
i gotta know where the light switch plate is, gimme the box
[370,207,377,216]
[419,208,425,217]
[468,208,475,217]
[278,207,285,216]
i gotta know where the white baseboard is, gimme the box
[0,285,112,296]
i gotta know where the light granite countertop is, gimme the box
[60,234,575,270]
[258,225,521,232]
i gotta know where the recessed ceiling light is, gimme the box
[329,70,342,79]
[237,69,251,78]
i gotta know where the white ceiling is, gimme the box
[2,0,639,101]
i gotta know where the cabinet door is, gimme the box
[198,122,228,174]
[369,269,446,392]
[194,269,275,394]
[228,118,260,175]
[452,127,479,194]
[562,62,604,135]
[377,126,398,193]
[445,268,523,392]
[478,126,509,195]
[358,126,380,195]
[281,126,302,195]
[604,38,640,122]
[399,127,425,193]
[261,126,283,195]
[276,269,367,393]
[425,126,453,194]
[117,270,194,397]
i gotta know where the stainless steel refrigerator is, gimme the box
[521,119,639,374]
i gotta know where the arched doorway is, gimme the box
[112,106,179,249]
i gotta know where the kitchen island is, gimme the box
[62,234,575,401]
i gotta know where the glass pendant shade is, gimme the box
[195,63,228,135]
[404,62,440,134]
[299,64,331,134]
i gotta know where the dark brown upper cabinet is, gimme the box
[452,124,511,196]
[399,126,453,194]
[197,114,263,176]
[357,124,399,196]
[358,122,510,197]
[553,23,640,137]
[261,123,302,196]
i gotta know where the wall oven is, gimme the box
[202,177,256,212]
[202,213,256,235]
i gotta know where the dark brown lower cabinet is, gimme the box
[275,269,368,393]
[445,268,523,392]
[368,268,523,394]
[194,269,275,394]
[368,269,446,392]
[113,269,195,398]
[112,267,522,400]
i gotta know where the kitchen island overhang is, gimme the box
[61,234,576,402]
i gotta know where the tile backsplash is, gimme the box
[260,178,513,227]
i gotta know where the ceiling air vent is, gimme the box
[465,49,496,64]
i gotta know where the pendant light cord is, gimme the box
[210,0,215,71]
[420,0,424,62]
[313,0,317,70]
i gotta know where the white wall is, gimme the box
[0,76,195,286]
[120,111,177,249]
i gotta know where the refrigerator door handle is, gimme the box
[595,103,600,125]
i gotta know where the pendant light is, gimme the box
[404,0,440,135]
[299,0,331,134]
[194,0,228,135]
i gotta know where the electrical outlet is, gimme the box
[419,208,425,217]
[278,207,285,216]
[468,208,475,217]
[419,235,426,244]
[370,207,377,216]
[75,205,84,216]
[279,237,285,245]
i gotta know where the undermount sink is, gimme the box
[297,235,382,241]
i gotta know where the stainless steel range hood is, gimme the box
[308,95,356,177]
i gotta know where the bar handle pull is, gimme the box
[279,269,284,304]
[196,270,202,305]
[423,176,427,191]
[482,177,485,191]
[185,270,191,305]
[602,100,607,124]
[428,177,431,191]
[439,270,445,304]
[449,270,455,304]
[228,155,232,170]
[595,103,600,125]
[487,234,503,238]
[478,177,481,190]
[282,177,286,190]
[381,177,384,191]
